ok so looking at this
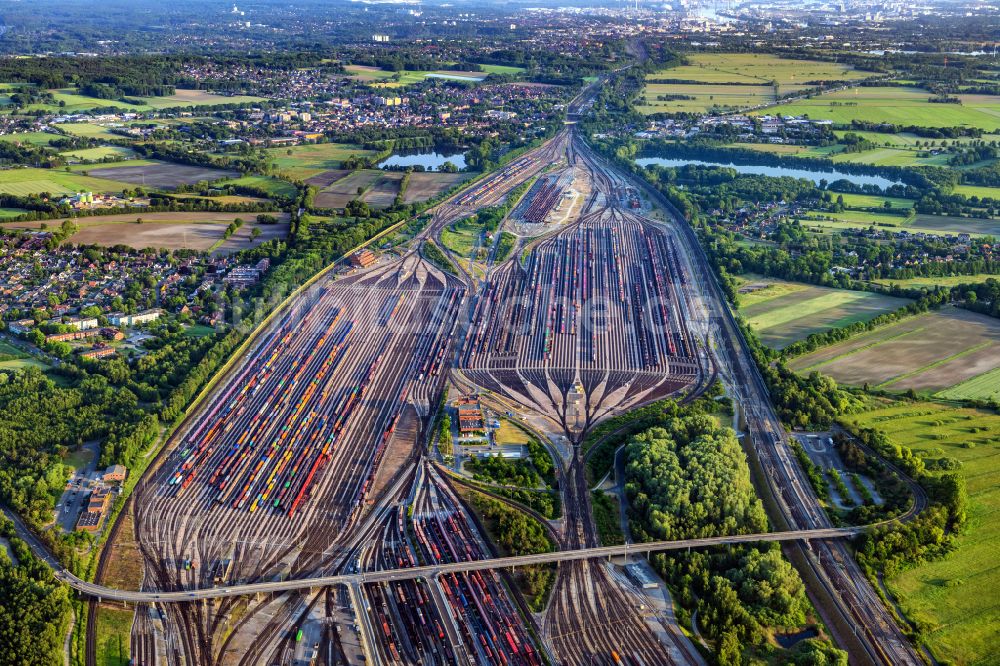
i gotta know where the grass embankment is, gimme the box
[591,490,625,546]
[94,606,133,666]
[422,240,458,274]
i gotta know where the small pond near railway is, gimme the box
[378,149,467,172]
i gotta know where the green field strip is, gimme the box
[877,341,994,389]
[748,290,880,332]
[935,365,1000,401]
[795,325,926,372]
[697,64,770,83]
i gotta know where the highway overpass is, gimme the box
[54,526,863,603]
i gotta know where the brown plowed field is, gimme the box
[86,161,239,189]
[788,307,1000,393]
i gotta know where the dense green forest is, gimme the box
[0,369,145,525]
[625,416,768,540]
[466,455,541,488]
[624,415,844,663]
[0,514,72,666]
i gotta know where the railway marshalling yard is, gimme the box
[88,126,921,666]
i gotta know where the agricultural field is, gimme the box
[343,65,399,82]
[842,401,1000,666]
[7,211,289,252]
[730,142,844,158]
[59,145,137,162]
[80,161,240,189]
[742,139,980,170]
[872,274,1000,289]
[307,169,469,209]
[360,171,405,209]
[787,307,1000,396]
[311,169,401,210]
[137,89,265,109]
[797,211,910,232]
[0,131,62,146]
[668,53,869,87]
[26,88,143,113]
[54,123,122,140]
[344,65,486,87]
[736,275,909,348]
[303,170,349,188]
[762,87,1000,131]
[1,86,265,114]
[423,71,487,83]
[910,214,1000,237]
[214,217,290,255]
[834,130,929,147]
[640,53,869,114]
[172,193,268,206]
[834,130,1000,147]
[226,174,298,200]
[476,64,525,76]
[311,170,382,209]
[953,185,1000,201]
[640,83,775,114]
[835,192,914,210]
[0,167,129,196]
[799,211,1000,237]
[0,207,28,219]
[829,147,954,168]
[937,367,1000,402]
[401,171,473,204]
[266,142,375,180]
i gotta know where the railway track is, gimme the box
[580,136,925,666]
[86,136,570,665]
[128,252,465,664]
[454,131,710,664]
[63,111,924,666]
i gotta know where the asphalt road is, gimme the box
[48,527,860,603]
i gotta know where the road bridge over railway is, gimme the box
[50,527,862,603]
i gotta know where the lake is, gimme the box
[635,156,902,189]
[378,149,467,171]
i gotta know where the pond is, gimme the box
[635,156,902,189]
[774,627,819,648]
[378,149,467,171]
